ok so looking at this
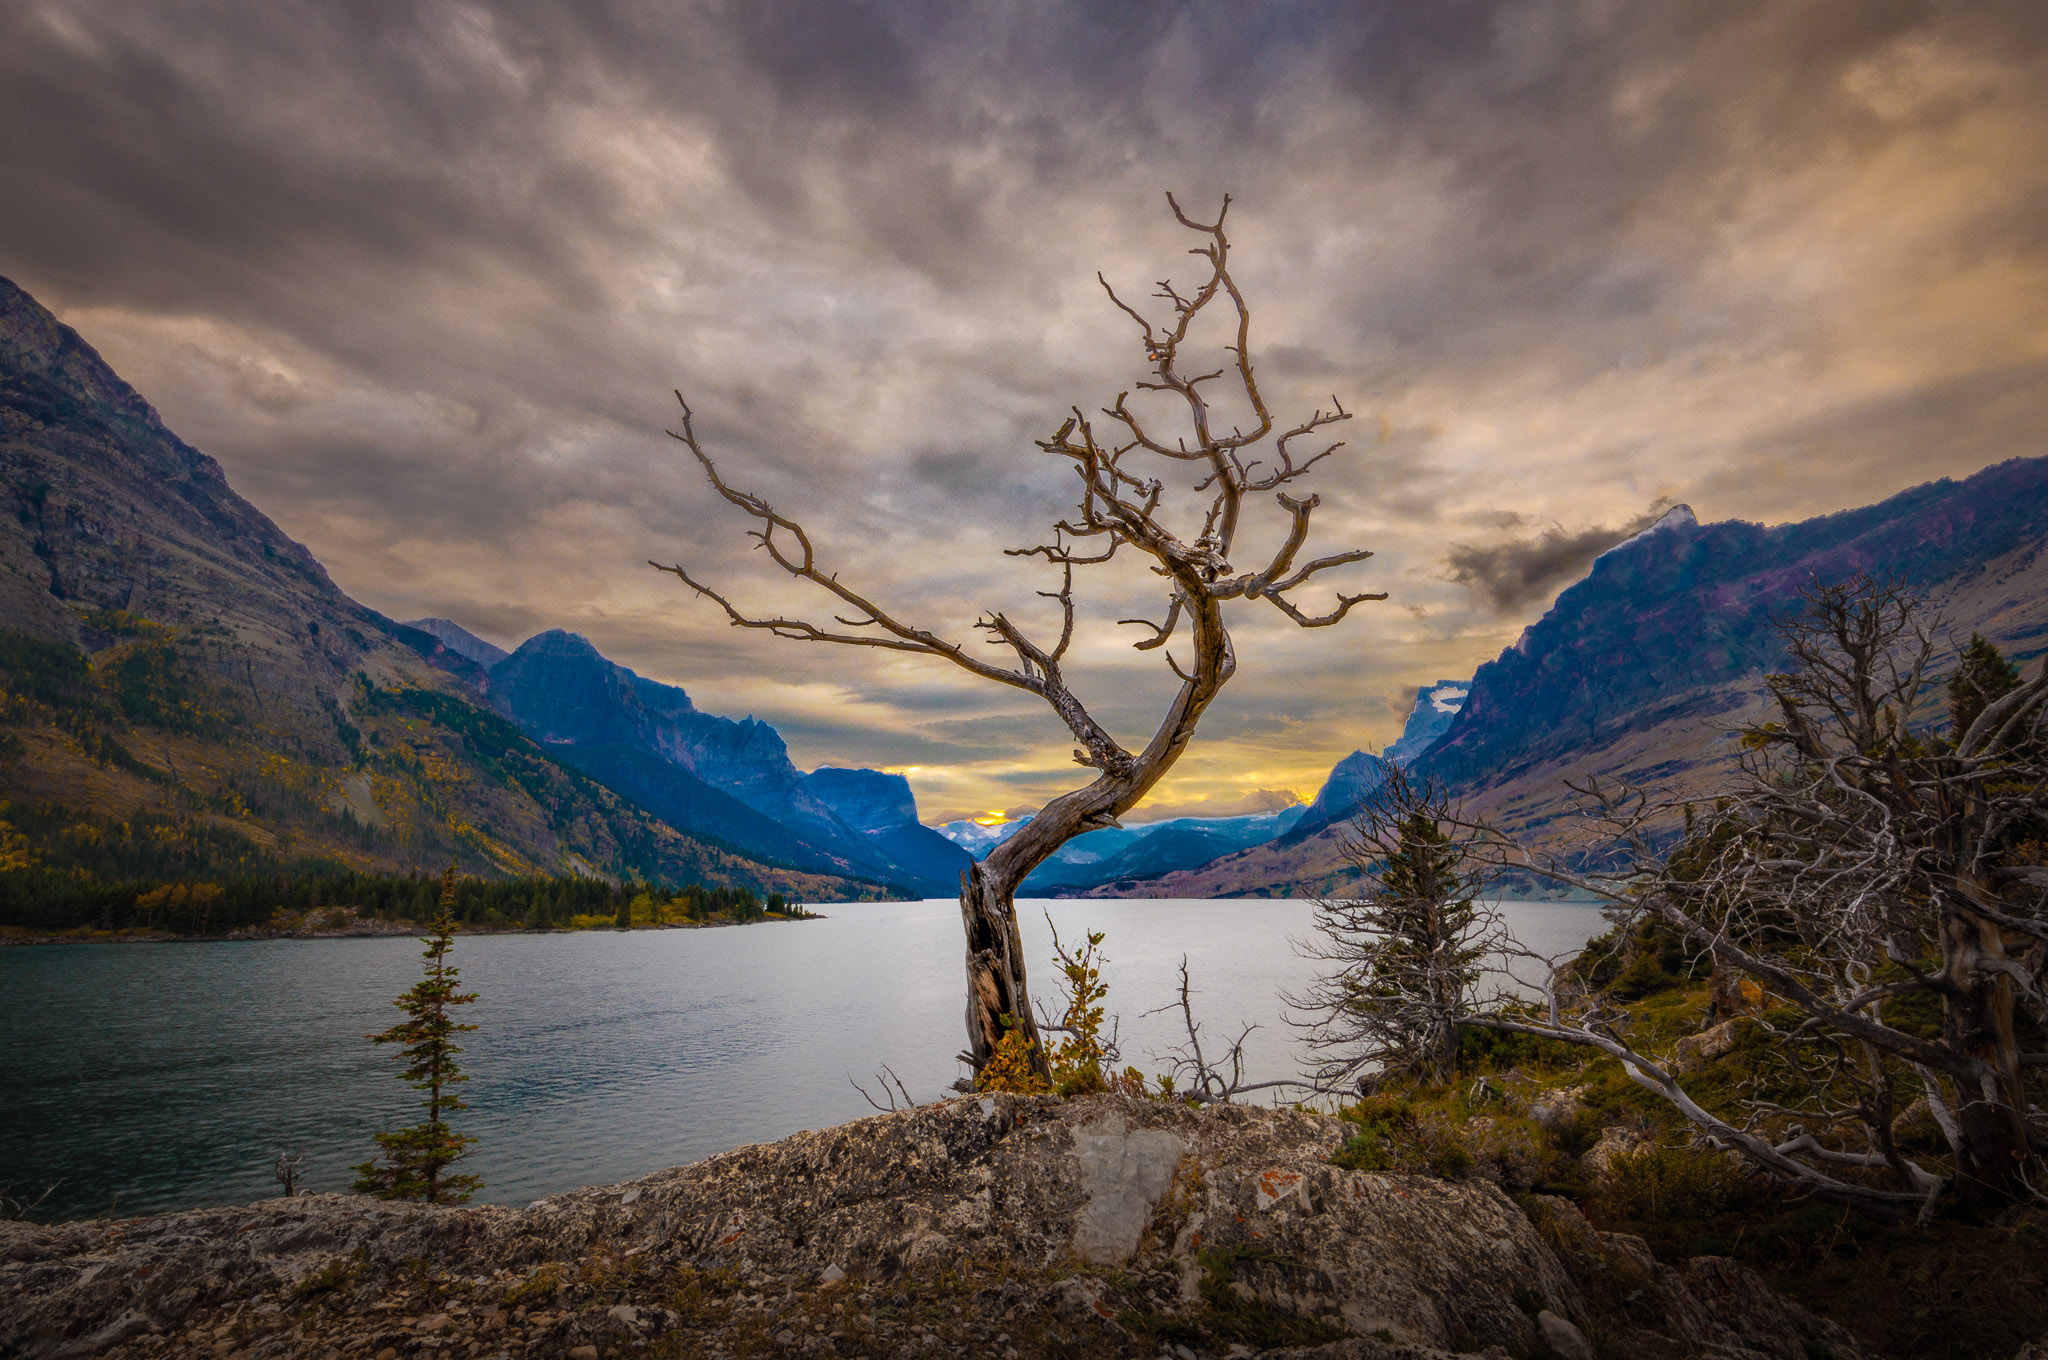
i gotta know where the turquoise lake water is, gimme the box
[0,898,1605,1222]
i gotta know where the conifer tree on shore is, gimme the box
[353,864,480,1203]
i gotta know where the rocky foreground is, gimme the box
[2,1095,1881,1360]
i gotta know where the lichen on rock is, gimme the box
[0,1095,1862,1359]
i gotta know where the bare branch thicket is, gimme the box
[1458,577,2048,1213]
[0,1182,59,1221]
[1288,764,1504,1095]
[657,194,1383,1078]
[850,1064,918,1113]
[1147,955,1314,1105]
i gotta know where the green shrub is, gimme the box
[1330,1095,1472,1178]
[1599,1143,1761,1223]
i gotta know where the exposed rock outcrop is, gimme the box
[0,1096,1871,1360]
[1525,1196,1872,1360]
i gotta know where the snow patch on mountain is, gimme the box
[1384,679,1470,765]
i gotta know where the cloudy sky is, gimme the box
[4,1,2045,823]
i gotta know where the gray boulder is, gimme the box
[0,1096,1867,1359]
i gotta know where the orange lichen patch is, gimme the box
[1255,1169,1304,1211]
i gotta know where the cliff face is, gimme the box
[1383,680,1468,766]
[0,1095,1868,1360]
[802,767,974,891]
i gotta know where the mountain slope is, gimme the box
[1119,459,2048,898]
[1417,468,2048,786]
[0,275,879,900]
[476,631,955,893]
[802,767,974,891]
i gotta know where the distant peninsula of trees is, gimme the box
[0,865,808,938]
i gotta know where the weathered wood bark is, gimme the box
[959,863,1038,1067]
[1943,900,2036,1208]
[659,195,1381,1081]
[959,591,1235,1074]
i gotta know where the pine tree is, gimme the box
[1294,770,1493,1092]
[352,864,481,1203]
[1948,632,2021,742]
[1355,812,1486,1082]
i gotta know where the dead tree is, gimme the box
[1478,578,2048,1213]
[656,194,1383,1078]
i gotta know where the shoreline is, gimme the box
[0,914,828,948]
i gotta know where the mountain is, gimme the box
[1114,458,2048,898]
[1384,680,1469,764]
[419,627,962,895]
[1265,678,1466,848]
[1417,463,2048,785]
[801,767,974,891]
[931,806,1306,894]
[933,818,1026,858]
[1272,751,1390,848]
[403,617,508,670]
[0,275,880,901]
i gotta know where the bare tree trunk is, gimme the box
[959,862,1046,1076]
[1945,905,2036,1208]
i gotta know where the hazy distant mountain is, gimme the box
[802,767,974,891]
[1116,459,2048,899]
[1272,751,1391,849]
[1266,678,1464,849]
[933,818,1027,857]
[0,274,880,901]
[932,805,1307,894]
[402,617,509,670]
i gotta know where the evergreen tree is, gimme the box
[352,864,481,1203]
[1948,632,2021,743]
[1294,769,1493,1091]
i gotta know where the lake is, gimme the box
[0,898,1606,1222]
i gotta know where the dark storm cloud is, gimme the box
[1443,505,1672,614]
[2,0,2044,814]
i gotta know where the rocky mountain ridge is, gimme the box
[1116,458,2048,898]
[0,275,878,901]
[405,619,970,895]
